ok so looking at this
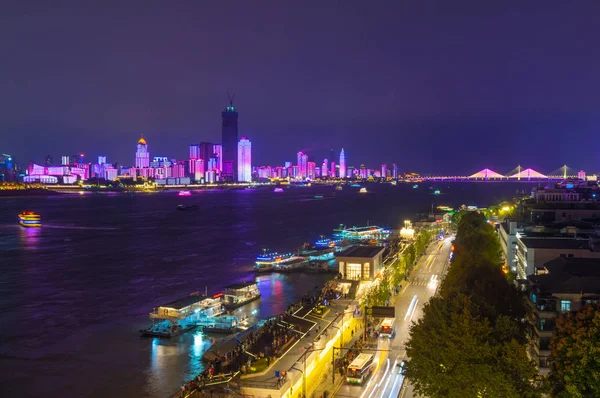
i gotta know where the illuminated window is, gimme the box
[560,300,571,312]
[364,263,370,278]
[347,263,362,280]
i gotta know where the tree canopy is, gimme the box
[549,304,600,397]
[404,211,541,397]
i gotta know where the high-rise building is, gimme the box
[98,156,107,165]
[193,159,205,182]
[189,144,200,160]
[221,100,238,182]
[297,152,308,179]
[199,142,213,164]
[381,164,387,178]
[135,136,150,168]
[61,156,69,166]
[237,137,252,182]
[213,144,223,172]
[322,159,328,177]
[339,149,346,178]
[392,164,398,179]
[307,162,316,180]
[330,161,336,178]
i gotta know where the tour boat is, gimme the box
[18,211,41,228]
[178,190,192,196]
[221,281,261,310]
[335,185,343,191]
[359,187,368,194]
[177,204,198,211]
[273,188,284,193]
[140,293,225,338]
[254,250,302,272]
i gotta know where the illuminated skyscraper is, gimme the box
[297,151,308,179]
[194,159,204,182]
[189,144,200,160]
[307,162,316,179]
[221,99,238,182]
[237,137,252,182]
[135,136,149,168]
[392,163,398,179]
[98,156,106,165]
[61,156,69,166]
[213,144,223,172]
[381,164,387,178]
[330,161,336,178]
[339,148,346,178]
[322,159,328,177]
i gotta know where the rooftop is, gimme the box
[223,281,257,290]
[159,294,205,310]
[336,245,385,259]
[529,257,600,295]
[519,237,594,250]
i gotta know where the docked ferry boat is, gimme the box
[18,211,41,228]
[222,281,260,310]
[140,293,224,337]
[254,250,304,272]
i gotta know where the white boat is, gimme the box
[359,187,368,194]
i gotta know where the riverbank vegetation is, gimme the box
[404,212,543,397]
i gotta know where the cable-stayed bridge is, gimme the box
[405,165,585,181]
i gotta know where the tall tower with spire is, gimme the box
[135,135,149,168]
[339,148,346,178]
[221,96,239,182]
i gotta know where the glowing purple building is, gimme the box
[135,136,149,168]
[339,148,346,178]
[237,137,252,182]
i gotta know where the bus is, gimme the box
[346,353,374,385]
[379,318,395,338]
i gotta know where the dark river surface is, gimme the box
[0,182,538,397]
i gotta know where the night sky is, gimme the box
[1,1,599,174]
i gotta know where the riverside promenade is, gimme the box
[240,292,363,398]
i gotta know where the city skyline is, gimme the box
[2,2,600,174]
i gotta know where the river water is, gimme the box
[0,182,536,397]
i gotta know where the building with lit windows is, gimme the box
[336,246,386,280]
[307,162,316,180]
[237,137,252,182]
[135,136,150,168]
[381,164,387,178]
[330,161,336,178]
[392,164,398,179]
[526,257,600,375]
[339,149,346,178]
[321,159,328,177]
[297,152,308,179]
[221,101,238,182]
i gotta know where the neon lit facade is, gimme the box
[297,152,308,179]
[237,137,252,182]
[135,136,150,168]
[392,164,398,179]
[307,162,316,179]
[339,148,346,178]
[213,144,222,172]
[381,164,387,177]
[196,159,205,181]
[330,161,336,178]
[321,159,328,177]
[189,144,200,160]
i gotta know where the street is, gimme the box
[335,237,453,398]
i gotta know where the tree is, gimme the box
[405,208,542,397]
[549,304,600,397]
[405,294,540,398]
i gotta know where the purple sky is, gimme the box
[1,1,599,174]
